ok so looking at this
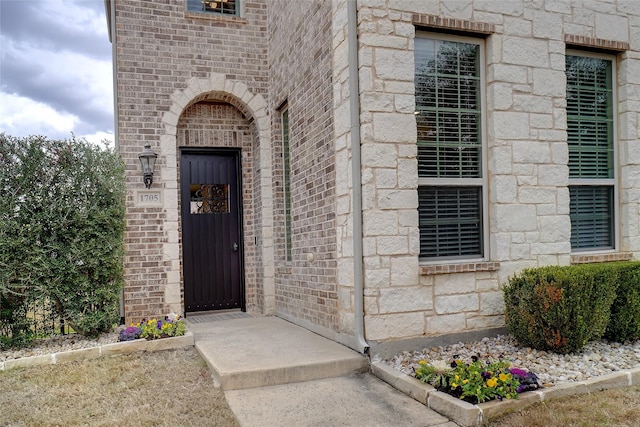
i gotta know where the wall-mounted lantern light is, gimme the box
[138,144,158,189]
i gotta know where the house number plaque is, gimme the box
[135,190,163,207]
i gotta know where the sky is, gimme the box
[0,0,114,146]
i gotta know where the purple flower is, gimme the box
[481,371,492,380]
[157,320,163,329]
[118,326,141,342]
[509,368,528,378]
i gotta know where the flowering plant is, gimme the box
[414,356,539,404]
[118,313,187,341]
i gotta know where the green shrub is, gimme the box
[503,264,618,354]
[604,262,640,342]
[0,134,125,342]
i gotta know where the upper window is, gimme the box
[187,0,238,15]
[415,34,486,259]
[566,53,616,251]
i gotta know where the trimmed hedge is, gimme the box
[0,134,125,347]
[503,264,619,354]
[604,263,640,342]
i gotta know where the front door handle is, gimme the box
[233,242,239,252]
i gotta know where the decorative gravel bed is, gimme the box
[0,330,120,362]
[385,334,640,387]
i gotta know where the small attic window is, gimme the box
[186,0,238,15]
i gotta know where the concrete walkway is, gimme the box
[187,314,455,427]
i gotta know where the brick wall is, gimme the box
[267,0,339,331]
[114,0,269,322]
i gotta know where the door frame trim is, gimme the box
[179,147,246,313]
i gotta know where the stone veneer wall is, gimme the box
[352,0,640,344]
[113,0,271,322]
[267,0,340,333]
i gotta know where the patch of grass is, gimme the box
[0,348,239,426]
[489,385,640,427]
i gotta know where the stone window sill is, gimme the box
[419,261,500,275]
[570,252,633,264]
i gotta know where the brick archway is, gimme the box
[160,73,275,316]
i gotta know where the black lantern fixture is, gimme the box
[138,144,158,189]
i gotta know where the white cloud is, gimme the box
[0,0,114,142]
[0,92,113,147]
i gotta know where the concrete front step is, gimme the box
[190,316,369,390]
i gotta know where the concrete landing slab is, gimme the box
[225,373,455,427]
[191,316,368,390]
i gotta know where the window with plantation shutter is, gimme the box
[566,53,616,251]
[415,34,486,259]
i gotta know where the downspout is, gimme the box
[347,0,369,355]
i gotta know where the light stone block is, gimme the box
[378,189,418,210]
[532,11,563,39]
[361,143,397,168]
[492,112,530,139]
[532,69,565,96]
[54,347,101,364]
[518,186,557,204]
[479,291,505,315]
[372,113,416,143]
[595,13,629,42]
[373,169,398,188]
[435,272,477,295]
[374,49,414,81]
[493,204,538,232]
[426,313,466,334]
[513,94,553,114]
[539,216,571,242]
[512,140,551,164]
[362,93,394,112]
[365,268,391,288]
[379,286,433,313]
[390,256,420,286]
[4,354,53,370]
[490,64,528,84]
[364,312,425,340]
[491,175,517,203]
[502,37,549,67]
[434,293,479,314]
[363,210,398,236]
[376,236,409,255]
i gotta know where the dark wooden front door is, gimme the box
[180,149,244,313]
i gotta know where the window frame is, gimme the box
[415,31,489,262]
[566,49,619,253]
[186,0,240,17]
[280,106,293,263]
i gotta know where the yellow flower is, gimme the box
[462,379,469,384]
[486,378,498,388]
[499,373,510,382]
[454,375,460,381]
[418,360,427,366]
[147,319,155,325]
[451,382,458,389]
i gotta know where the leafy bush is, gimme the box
[604,262,640,342]
[503,264,618,354]
[0,134,125,344]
